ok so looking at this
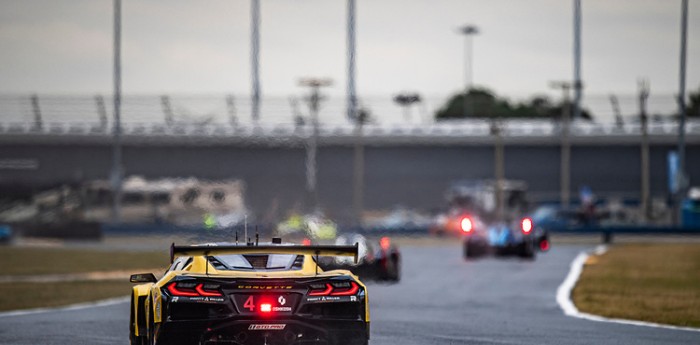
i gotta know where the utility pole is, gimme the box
[639,79,650,222]
[551,81,572,208]
[250,0,261,123]
[573,0,582,121]
[458,25,479,118]
[111,0,123,222]
[675,0,689,224]
[299,78,332,212]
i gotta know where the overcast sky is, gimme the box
[0,0,698,100]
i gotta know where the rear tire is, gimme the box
[388,254,400,282]
[463,241,476,259]
[519,240,535,259]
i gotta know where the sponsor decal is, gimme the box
[172,297,179,303]
[272,306,292,312]
[305,296,350,303]
[237,285,293,290]
[249,324,286,331]
[278,296,286,305]
[184,296,225,303]
[350,296,357,302]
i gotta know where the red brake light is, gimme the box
[308,283,333,296]
[521,218,533,234]
[260,303,272,313]
[308,282,360,297]
[302,238,312,246]
[461,217,473,233]
[330,282,359,296]
[167,282,221,297]
[380,237,391,251]
[167,282,199,297]
[195,284,222,297]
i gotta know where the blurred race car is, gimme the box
[319,233,401,282]
[129,240,369,345]
[462,215,548,259]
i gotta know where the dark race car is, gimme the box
[129,240,369,345]
[461,215,548,259]
[319,233,401,282]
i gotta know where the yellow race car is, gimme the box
[129,239,369,345]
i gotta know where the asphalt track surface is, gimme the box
[1,244,698,344]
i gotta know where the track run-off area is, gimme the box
[1,244,698,344]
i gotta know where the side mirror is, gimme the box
[130,273,157,283]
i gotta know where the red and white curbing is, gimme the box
[557,244,700,333]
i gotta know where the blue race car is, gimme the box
[462,215,545,259]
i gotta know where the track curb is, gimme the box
[556,244,700,333]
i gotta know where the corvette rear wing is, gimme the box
[170,243,359,264]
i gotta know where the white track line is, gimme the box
[557,245,700,333]
[0,296,129,318]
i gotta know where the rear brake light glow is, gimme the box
[540,239,550,251]
[380,237,391,250]
[195,284,222,297]
[260,303,272,313]
[330,282,359,296]
[521,218,533,234]
[167,282,222,297]
[308,283,333,296]
[302,238,312,246]
[308,282,360,296]
[167,282,199,297]
[461,217,473,233]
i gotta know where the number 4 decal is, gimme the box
[244,296,255,311]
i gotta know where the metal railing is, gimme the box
[1,93,698,138]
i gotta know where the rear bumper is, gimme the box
[156,317,369,345]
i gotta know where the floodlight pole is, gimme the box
[251,0,261,123]
[458,25,478,118]
[347,0,364,224]
[573,0,582,121]
[551,81,572,209]
[639,79,650,222]
[299,78,332,212]
[676,0,689,224]
[111,0,123,222]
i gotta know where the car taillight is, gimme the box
[380,237,391,250]
[308,283,333,296]
[521,218,533,234]
[167,282,222,297]
[540,239,550,251]
[308,282,360,296]
[461,217,473,233]
[331,282,359,296]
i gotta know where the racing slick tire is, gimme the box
[518,240,536,259]
[347,339,369,345]
[129,296,147,345]
[388,254,401,282]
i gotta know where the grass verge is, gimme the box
[0,280,133,312]
[573,243,700,328]
[0,247,168,276]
